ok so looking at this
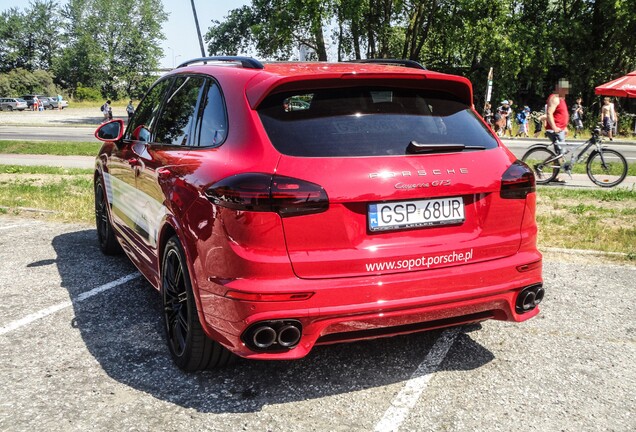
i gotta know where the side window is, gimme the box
[195,81,227,147]
[126,79,171,142]
[154,76,205,146]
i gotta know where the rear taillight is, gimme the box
[500,160,535,199]
[206,173,328,216]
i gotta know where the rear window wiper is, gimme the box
[406,141,486,154]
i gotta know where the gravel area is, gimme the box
[0,216,634,432]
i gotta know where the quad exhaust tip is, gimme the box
[244,320,302,351]
[252,326,277,349]
[516,285,545,313]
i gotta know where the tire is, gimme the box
[162,236,235,371]
[7,106,13,112]
[94,179,122,255]
[586,149,628,187]
[521,146,560,184]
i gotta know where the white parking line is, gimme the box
[374,327,461,432]
[0,273,140,336]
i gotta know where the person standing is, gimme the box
[546,79,570,152]
[482,102,493,124]
[495,100,512,137]
[57,94,63,111]
[600,97,617,141]
[571,97,584,138]
[532,110,545,138]
[126,100,135,122]
[504,99,515,138]
[101,100,111,123]
[515,106,531,138]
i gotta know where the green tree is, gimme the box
[56,0,167,98]
[0,8,26,72]
[0,68,57,96]
[0,1,62,73]
[208,0,634,112]
[206,0,332,61]
[206,6,258,57]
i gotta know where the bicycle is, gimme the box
[521,125,628,187]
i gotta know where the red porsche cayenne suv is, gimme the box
[94,57,543,371]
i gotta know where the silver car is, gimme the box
[47,96,69,109]
[0,98,28,111]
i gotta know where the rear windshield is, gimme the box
[258,87,498,157]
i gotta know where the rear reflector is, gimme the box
[206,173,328,216]
[225,291,314,302]
[516,260,541,272]
[500,160,536,199]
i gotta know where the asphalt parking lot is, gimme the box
[0,217,634,432]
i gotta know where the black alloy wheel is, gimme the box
[94,179,121,255]
[161,236,234,371]
[163,245,190,358]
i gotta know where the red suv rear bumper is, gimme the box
[196,250,542,359]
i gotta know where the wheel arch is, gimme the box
[157,219,228,346]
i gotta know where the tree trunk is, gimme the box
[352,18,362,59]
[313,23,328,61]
[411,0,437,60]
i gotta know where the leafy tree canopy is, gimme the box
[0,0,168,99]
[206,0,636,111]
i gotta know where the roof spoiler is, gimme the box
[177,56,264,70]
[347,59,426,70]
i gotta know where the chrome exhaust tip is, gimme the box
[516,285,544,313]
[277,324,302,348]
[252,326,277,349]
[243,320,303,351]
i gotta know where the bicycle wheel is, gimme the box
[521,146,560,184]
[586,149,628,187]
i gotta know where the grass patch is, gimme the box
[568,160,636,176]
[69,100,136,109]
[0,166,634,260]
[535,186,636,258]
[0,173,94,223]
[0,165,93,175]
[0,140,101,156]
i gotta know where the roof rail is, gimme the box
[177,56,264,70]
[347,59,426,70]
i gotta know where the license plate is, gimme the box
[368,197,464,232]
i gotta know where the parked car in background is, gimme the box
[20,95,50,110]
[93,56,542,372]
[47,96,69,109]
[0,98,28,111]
[41,97,55,109]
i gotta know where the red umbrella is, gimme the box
[594,71,636,98]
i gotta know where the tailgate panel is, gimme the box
[276,150,524,279]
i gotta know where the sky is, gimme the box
[0,0,251,68]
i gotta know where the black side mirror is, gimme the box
[95,120,124,141]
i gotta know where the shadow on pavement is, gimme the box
[50,229,494,413]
